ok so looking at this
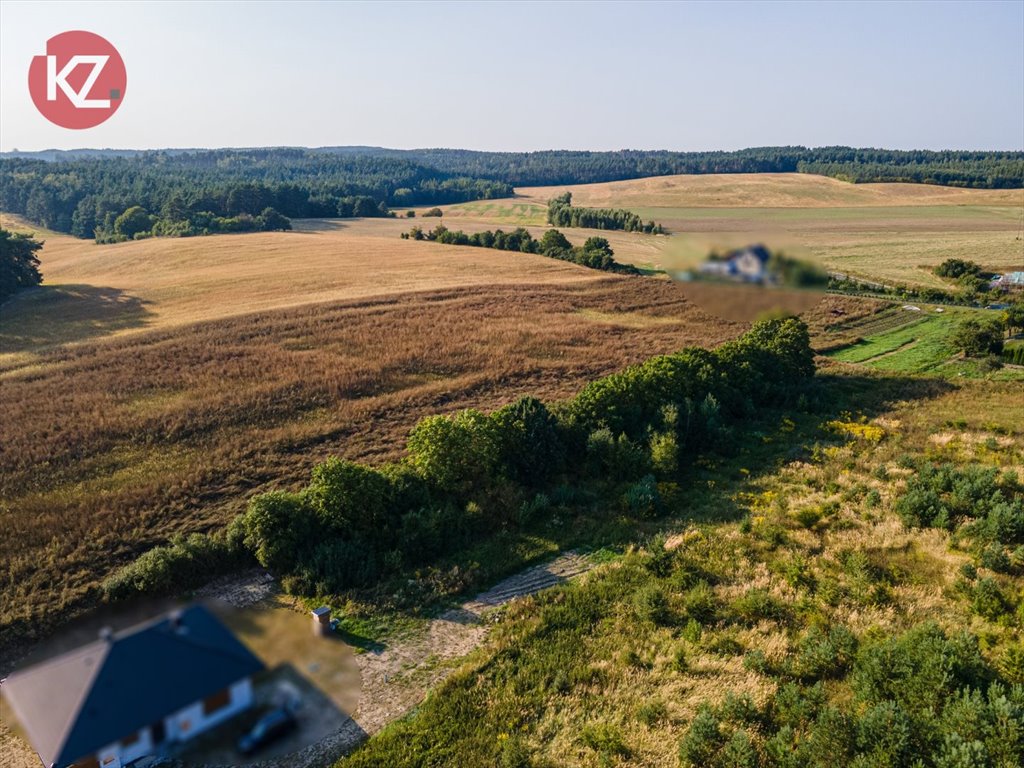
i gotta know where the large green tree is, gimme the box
[0,228,43,302]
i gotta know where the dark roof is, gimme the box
[1,604,264,768]
[727,243,771,263]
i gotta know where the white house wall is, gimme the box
[84,677,253,767]
[165,677,254,743]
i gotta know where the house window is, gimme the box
[121,730,140,748]
[71,758,99,768]
[102,757,116,766]
[202,687,232,716]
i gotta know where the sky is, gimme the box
[0,0,1022,153]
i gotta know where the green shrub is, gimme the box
[580,722,630,758]
[971,577,1011,621]
[683,581,720,624]
[851,623,989,717]
[791,624,858,681]
[720,729,758,768]
[679,709,725,767]
[636,699,668,726]
[407,409,501,494]
[623,474,663,518]
[855,701,913,767]
[730,588,788,626]
[635,584,671,625]
[102,532,249,601]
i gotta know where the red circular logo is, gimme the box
[28,31,127,129]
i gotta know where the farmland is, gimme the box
[2,173,1021,651]
[443,173,1024,285]
[0,216,740,650]
[2,170,1023,768]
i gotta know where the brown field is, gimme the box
[441,174,1024,285]
[0,216,743,651]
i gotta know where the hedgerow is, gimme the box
[104,318,816,602]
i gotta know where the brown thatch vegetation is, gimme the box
[0,276,738,648]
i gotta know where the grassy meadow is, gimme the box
[341,370,1024,767]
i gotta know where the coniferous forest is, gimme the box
[1,146,1020,240]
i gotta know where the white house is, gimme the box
[1,604,264,768]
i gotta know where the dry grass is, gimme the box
[0,217,613,368]
[515,173,1024,209]
[439,174,1024,284]
[0,241,737,655]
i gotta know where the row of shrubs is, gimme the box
[401,223,640,274]
[103,318,816,601]
[546,191,665,234]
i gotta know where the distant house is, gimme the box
[698,244,771,283]
[990,271,1024,292]
[1,605,264,768]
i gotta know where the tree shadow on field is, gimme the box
[427,371,957,609]
[288,218,353,233]
[0,284,154,353]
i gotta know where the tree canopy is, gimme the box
[0,228,43,302]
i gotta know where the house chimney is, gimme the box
[311,606,331,637]
[98,626,113,642]
[169,609,185,634]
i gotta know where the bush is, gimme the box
[791,624,858,681]
[407,409,501,495]
[971,577,1010,621]
[851,623,989,717]
[952,317,1004,357]
[683,581,720,624]
[635,584,671,625]
[102,533,248,601]
[636,699,668,726]
[623,474,663,518]
[730,588,788,626]
[679,709,725,767]
[580,722,630,758]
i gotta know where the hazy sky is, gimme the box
[1,0,1022,152]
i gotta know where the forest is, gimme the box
[1,146,1020,240]
[0,150,512,239]
[330,146,1024,188]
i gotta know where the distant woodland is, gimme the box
[1,146,1020,240]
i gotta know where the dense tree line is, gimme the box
[329,146,1024,189]
[103,317,816,600]
[0,150,512,239]
[4,145,1018,240]
[0,228,43,302]
[546,192,665,233]
[402,224,639,274]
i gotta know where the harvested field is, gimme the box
[442,174,1024,285]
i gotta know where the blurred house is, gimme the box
[698,244,772,283]
[990,271,1024,292]
[1,604,263,768]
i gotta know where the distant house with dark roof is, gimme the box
[1,604,264,768]
[697,244,772,283]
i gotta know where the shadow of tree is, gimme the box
[0,284,154,353]
[404,371,956,617]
